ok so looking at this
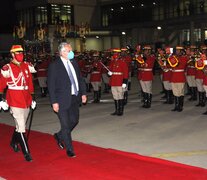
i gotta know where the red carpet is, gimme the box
[0,123,207,180]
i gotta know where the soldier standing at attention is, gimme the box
[136,45,156,108]
[108,49,128,116]
[168,46,188,112]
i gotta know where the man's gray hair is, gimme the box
[58,42,71,53]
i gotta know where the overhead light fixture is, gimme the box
[153,2,156,5]
[157,26,162,30]
[132,5,135,8]
[120,7,123,10]
[141,4,144,7]
[122,31,126,35]
[96,36,99,39]
[111,8,114,11]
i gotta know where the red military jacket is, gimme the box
[195,54,205,79]
[162,63,172,81]
[203,73,207,86]
[109,58,128,86]
[203,66,207,85]
[82,63,92,78]
[36,58,50,77]
[137,55,155,81]
[186,56,196,76]
[101,60,110,74]
[170,55,188,83]
[195,69,204,79]
[123,55,132,72]
[0,61,34,108]
[77,58,86,76]
[90,61,102,82]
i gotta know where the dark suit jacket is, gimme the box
[47,57,86,110]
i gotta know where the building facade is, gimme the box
[1,0,207,52]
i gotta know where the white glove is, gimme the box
[31,100,36,110]
[122,83,127,89]
[108,71,113,76]
[0,101,9,111]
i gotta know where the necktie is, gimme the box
[67,61,78,96]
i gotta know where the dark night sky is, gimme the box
[0,0,16,33]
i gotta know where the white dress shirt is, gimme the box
[61,57,79,95]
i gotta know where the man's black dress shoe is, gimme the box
[53,133,64,149]
[66,150,76,158]
[24,153,33,162]
[10,142,20,152]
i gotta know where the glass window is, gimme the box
[183,29,190,42]
[35,6,47,25]
[51,4,72,25]
[205,30,207,40]
[194,28,201,42]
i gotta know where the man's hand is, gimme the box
[108,71,113,76]
[0,101,9,111]
[31,100,36,110]
[122,83,127,89]
[52,103,59,113]
[82,95,87,105]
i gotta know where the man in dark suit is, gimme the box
[47,42,87,157]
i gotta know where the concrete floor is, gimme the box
[1,75,207,169]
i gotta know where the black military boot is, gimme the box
[123,91,128,105]
[177,96,184,112]
[103,84,109,93]
[17,132,32,162]
[188,87,193,101]
[164,90,170,104]
[192,87,197,101]
[41,88,46,97]
[98,88,101,102]
[169,90,174,104]
[145,93,152,108]
[142,93,148,108]
[203,107,207,115]
[185,85,191,95]
[128,82,131,91]
[196,92,203,107]
[111,100,118,115]
[200,92,206,107]
[10,130,20,152]
[86,84,90,92]
[93,91,98,103]
[171,96,179,111]
[117,99,124,116]
[43,87,48,97]
[161,89,167,99]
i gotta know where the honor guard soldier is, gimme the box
[202,55,207,114]
[185,46,197,101]
[36,53,51,97]
[90,52,102,103]
[195,45,206,107]
[136,45,156,108]
[0,45,36,161]
[157,47,173,104]
[83,58,92,92]
[167,46,188,112]
[108,49,129,116]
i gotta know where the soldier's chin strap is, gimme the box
[11,59,21,66]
